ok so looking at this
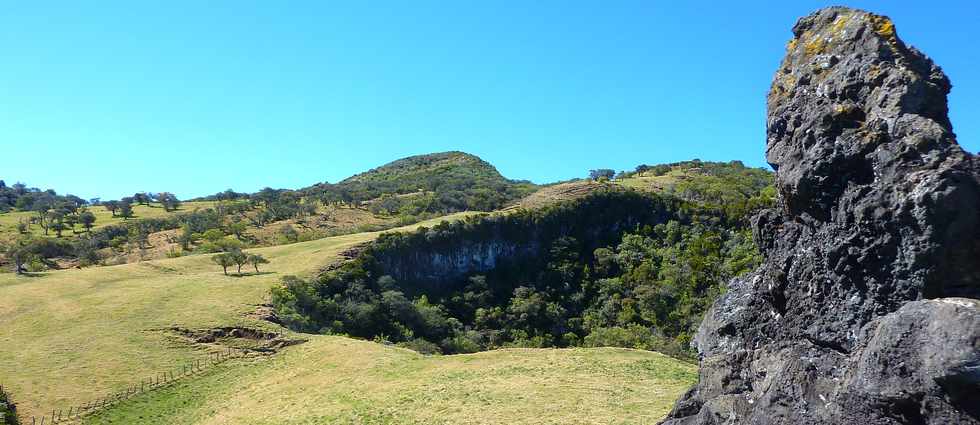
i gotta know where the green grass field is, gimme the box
[0,210,695,424]
[0,201,216,241]
[82,340,694,424]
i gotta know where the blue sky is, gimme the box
[1,1,977,200]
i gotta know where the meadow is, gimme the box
[0,211,695,423]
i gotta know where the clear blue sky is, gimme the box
[2,1,977,200]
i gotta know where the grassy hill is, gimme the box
[0,212,694,424]
[301,152,538,213]
[508,160,773,213]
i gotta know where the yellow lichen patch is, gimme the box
[768,73,796,104]
[805,36,827,56]
[787,37,798,51]
[831,12,852,35]
[872,16,895,39]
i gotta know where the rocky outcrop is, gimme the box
[662,7,980,425]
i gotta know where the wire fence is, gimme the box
[24,347,250,425]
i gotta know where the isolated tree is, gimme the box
[589,169,616,181]
[104,200,120,217]
[247,253,269,273]
[7,243,30,275]
[212,252,234,275]
[133,192,150,206]
[157,192,181,212]
[119,202,134,219]
[178,224,196,250]
[79,210,96,232]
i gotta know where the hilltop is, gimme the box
[511,160,773,217]
[299,151,538,213]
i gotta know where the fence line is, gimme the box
[26,345,259,425]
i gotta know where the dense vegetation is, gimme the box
[626,160,775,219]
[298,152,538,216]
[0,387,15,425]
[272,183,771,357]
[0,180,90,213]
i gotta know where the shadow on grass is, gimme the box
[226,271,277,278]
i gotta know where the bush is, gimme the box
[396,338,442,355]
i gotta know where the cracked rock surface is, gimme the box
[661,7,980,424]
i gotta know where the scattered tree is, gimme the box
[247,253,269,273]
[104,200,120,217]
[212,252,235,275]
[229,249,248,274]
[157,192,181,211]
[589,169,616,181]
[79,211,97,232]
[64,214,78,234]
[201,228,225,243]
[133,192,151,206]
[119,202,134,219]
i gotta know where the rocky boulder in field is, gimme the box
[662,7,980,425]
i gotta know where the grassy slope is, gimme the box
[84,340,694,425]
[0,213,472,419]
[0,201,216,241]
[0,211,695,424]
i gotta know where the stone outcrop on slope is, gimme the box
[662,7,980,424]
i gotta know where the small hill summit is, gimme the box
[300,151,537,213]
[662,7,980,425]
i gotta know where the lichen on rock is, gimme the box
[662,7,980,425]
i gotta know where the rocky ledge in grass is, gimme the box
[166,326,307,353]
[662,7,980,425]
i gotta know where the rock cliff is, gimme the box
[662,7,980,424]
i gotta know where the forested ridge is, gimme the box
[272,169,773,357]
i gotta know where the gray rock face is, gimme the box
[662,7,980,424]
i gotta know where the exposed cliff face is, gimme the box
[378,237,540,285]
[370,191,683,290]
[662,7,980,425]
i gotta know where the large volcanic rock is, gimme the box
[662,7,980,425]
